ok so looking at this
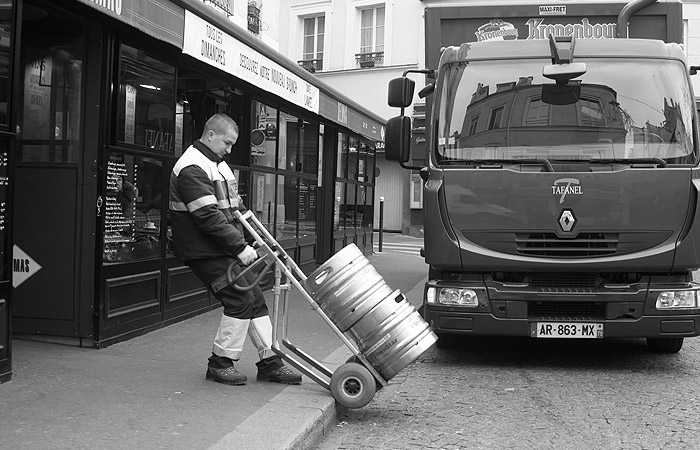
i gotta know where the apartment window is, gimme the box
[468,116,480,135]
[488,106,504,130]
[356,6,384,68]
[300,16,324,73]
[579,98,604,127]
[525,98,550,126]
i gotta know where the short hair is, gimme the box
[203,113,239,138]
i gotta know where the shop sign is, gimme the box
[12,245,42,288]
[75,0,184,48]
[182,10,320,113]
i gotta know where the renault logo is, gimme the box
[558,209,576,232]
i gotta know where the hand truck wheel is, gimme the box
[345,355,384,392]
[330,362,376,409]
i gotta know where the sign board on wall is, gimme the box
[75,0,185,48]
[12,245,42,288]
[182,10,320,114]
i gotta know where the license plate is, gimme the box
[533,322,603,338]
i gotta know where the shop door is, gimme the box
[12,5,87,337]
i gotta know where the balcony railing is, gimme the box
[298,58,323,73]
[355,51,384,68]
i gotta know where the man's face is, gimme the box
[207,126,239,159]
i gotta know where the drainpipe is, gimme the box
[617,0,658,38]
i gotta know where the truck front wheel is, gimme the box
[646,337,684,353]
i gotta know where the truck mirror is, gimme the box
[541,84,581,105]
[542,62,587,83]
[386,116,412,163]
[418,83,435,99]
[388,77,415,108]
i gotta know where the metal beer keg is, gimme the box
[303,244,393,332]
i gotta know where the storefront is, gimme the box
[1,0,384,381]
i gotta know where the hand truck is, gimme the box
[227,210,395,409]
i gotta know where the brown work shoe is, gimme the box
[206,366,247,385]
[256,355,302,385]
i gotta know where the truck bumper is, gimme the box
[423,277,700,339]
[423,307,700,338]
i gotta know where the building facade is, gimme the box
[280,0,427,235]
[1,0,385,382]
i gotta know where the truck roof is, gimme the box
[424,0,681,7]
[447,38,686,63]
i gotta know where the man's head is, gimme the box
[201,114,239,160]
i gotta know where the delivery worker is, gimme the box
[169,113,301,386]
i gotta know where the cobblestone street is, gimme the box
[315,336,700,450]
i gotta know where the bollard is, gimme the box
[379,196,384,252]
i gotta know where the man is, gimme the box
[169,113,301,386]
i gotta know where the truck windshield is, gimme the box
[436,58,696,165]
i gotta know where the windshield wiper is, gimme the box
[588,157,667,167]
[469,158,554,172]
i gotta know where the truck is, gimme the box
[385,0,700,352]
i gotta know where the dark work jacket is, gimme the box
[168,140,248,262]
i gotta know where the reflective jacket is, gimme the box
[169,140,248,261]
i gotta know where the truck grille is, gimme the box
[531,272,596,288]
[528,300,605,319]
[516,232,619,257]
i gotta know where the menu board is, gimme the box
[103,160,137,262]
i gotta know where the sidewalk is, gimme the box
[0,233,428,450]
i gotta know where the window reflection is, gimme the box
[116,44,175,152]
[251,101,278,168]
[18,20,82,163]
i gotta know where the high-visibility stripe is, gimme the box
[169,200,187,211]
[187,195,217,212]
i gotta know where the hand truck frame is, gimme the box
[229,210,388,408]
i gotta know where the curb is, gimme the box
[207,345,352,450]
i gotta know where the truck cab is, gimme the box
[386,12,700,352]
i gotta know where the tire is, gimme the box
[345,355,384,391]
[330,362,376,409]
[646,337,684,353]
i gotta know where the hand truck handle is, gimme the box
[226,255,276,292]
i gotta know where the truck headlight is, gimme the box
[426,287,479,306]
[656,291,698,310]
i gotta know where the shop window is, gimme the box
[0,3,12,128]
[348,136,360,180]
[116,44,176,153]
[298,178,317,240]
[366,146,375,181]
[251,171,276,232]
[279,174,298,241]
[337,132,348,178]
[333,181,346,231]
[18,19,83,163]
[103,154,165,264]
[364,186,374,229]
[251,101,278,168]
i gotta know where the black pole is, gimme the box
[378,196,384,252]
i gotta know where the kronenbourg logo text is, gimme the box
[475,19,519,42]
[552,178,583,204]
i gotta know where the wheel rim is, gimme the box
[343,377,362,396]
